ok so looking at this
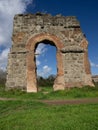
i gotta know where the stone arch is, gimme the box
[26,33,65,92]
[6,14,94,92]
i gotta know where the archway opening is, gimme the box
[26,34,65,92]
[34,40,57,92]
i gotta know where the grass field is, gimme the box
[0,100,98,130]
[0,84,98,100]
[0,84,98,130]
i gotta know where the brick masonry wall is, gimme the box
[6,13,94,92]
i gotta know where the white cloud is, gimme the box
[37,65,52,77]
[0,48,10,71]
[36,60,41,66]
[43,65,52,72]
[90,60,98,68]
[0,0,33,70]
[35,43,48,68]
[35,43,47,57]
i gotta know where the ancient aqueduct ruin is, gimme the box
[6,13,94,92]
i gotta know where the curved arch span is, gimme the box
[26,33,65,92]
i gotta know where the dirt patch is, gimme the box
[0,97,17,101]
[42,98,98,105]
[0,97,98,105]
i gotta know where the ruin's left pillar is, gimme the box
[6,52,27,91]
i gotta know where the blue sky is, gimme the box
[0,0,98,77]
[35,43,57,77]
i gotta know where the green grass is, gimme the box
[0,84,98,129]
[0,84,98,100]
[0,100,98,130]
